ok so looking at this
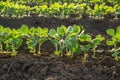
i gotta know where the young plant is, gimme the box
[48,26,66,57]
[73,3,86,18]
[0,26,4,54]
[93,4,107,19]
[91,34,105,57]
[80,44,92,62]
[36,27,48,55]
[4,29,23,56]
[49,25,84,59]
[106,26,120,60]
[64,25,84,59]
[0,26,11,54]
[80,33,105,57]
[26,27,48,55]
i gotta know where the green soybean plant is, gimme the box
[64,25,85,59]
[36,27,48,55]
[27,27,48,55]
[48,25,66,57]
[0,26,4,54]
[79,33,92,60]
[4,28,23,56]
[91,34,105,57]
[49,25,84,59]
[0,26,11,54]
[81,44,92,62]
[106,26,120,60]
[80,33,105,57]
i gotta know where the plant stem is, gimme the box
[38,43,42,55]
[55,44,58,52]
[12,44,16,56]
[93,45,96,57]
[82,52,88,62]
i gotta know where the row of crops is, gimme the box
[1,0,120,5]
[0,25,120,61]
[0,1,120,19]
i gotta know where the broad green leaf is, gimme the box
[49,29,56,37]
[74,48,82,54]
[37,27,42,36]
[67,26,72,33]
[79,34,92,42]
[57,26,66,36]
[112,51,120,57]
[51,39,58,45]
[72,25,81,33]
[27,36,38,50]
[81,44,92,52]
[38,37,47,43]
[93,39,101,45]
[96,34,105,41]
[5,43,12,51]
[29,27,36,36]
[106,29,115,36]
[69,36,78,42]
[67,42,78,52]
[42,28,48,37]
[20,24,28,34]
[37,27,48,37]
[106,40,115,46]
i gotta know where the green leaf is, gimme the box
[116,26,120,34]
[5,43,12,51]
[51,39,58,45]
[49,29,56,37]
[67,26,72,33]
[116,26,120,39]
[81,44,92,52]
[42,28,48,37]
[29,27,36,36]
[79,34,92,42]
[37,27,48,37]
[27,36,38,50]
[37,27,42,36]
[57,26,66,36]
[93,39,101,45]
[69,36,78,42]
[106,40,115,46]
[96,34,105,41]
[106,29,115,36]
[72,25,81,33]
[38,37,47,43]
[75,48,82,54]
[67,42,78,52]
[19,24,28,34]
[112,51,120,57]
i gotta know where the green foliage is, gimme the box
[79,33,105,57]
[106,26,120,58]
[1,24,120,61]
[49,25,84,58]
[26,27,48,55]
[1,1,120,19]
[4,28,23,56]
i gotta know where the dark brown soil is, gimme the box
[0,16,120,80]
[0,54,120,80]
